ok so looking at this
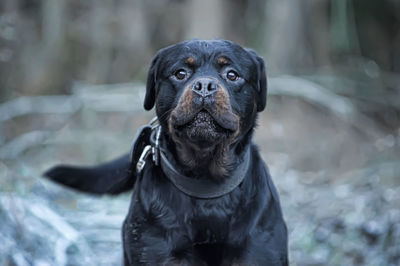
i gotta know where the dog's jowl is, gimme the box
[45,40,288,266]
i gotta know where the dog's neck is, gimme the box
[163,128,254,180]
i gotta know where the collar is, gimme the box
[159,146,250,199]
[130,117,251,199]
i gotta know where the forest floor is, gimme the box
[1,78,399,266]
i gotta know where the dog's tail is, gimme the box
[44,154,135,195]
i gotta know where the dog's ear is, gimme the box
[246,49,267,112]
[144,52,161,111]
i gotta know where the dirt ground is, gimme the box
[0,82,399,265]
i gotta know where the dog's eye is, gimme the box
[226,70,239,81]
[174,69,187,80]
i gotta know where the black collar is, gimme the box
[131,117,251,199]
[159,146,251,199]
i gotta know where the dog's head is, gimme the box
[144,40,267,177]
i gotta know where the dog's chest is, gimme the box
[188,200,233,243]
[136,171,245,244]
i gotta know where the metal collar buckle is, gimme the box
[135,117,161,174]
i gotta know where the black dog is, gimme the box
[45,40,288,265]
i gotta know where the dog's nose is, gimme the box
[192,78,218,97]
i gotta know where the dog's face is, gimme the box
[144,40,267,177]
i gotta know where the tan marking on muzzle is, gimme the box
[179,87,194,115]
[214,86,231,115]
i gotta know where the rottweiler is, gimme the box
[45,39,288,265]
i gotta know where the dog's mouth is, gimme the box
[173,108,238,132]
[172,110,237,146]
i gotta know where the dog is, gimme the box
[45,39,288,265]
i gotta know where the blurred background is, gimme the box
[0,0,399,265]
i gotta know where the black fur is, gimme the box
[45,40,288,265]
